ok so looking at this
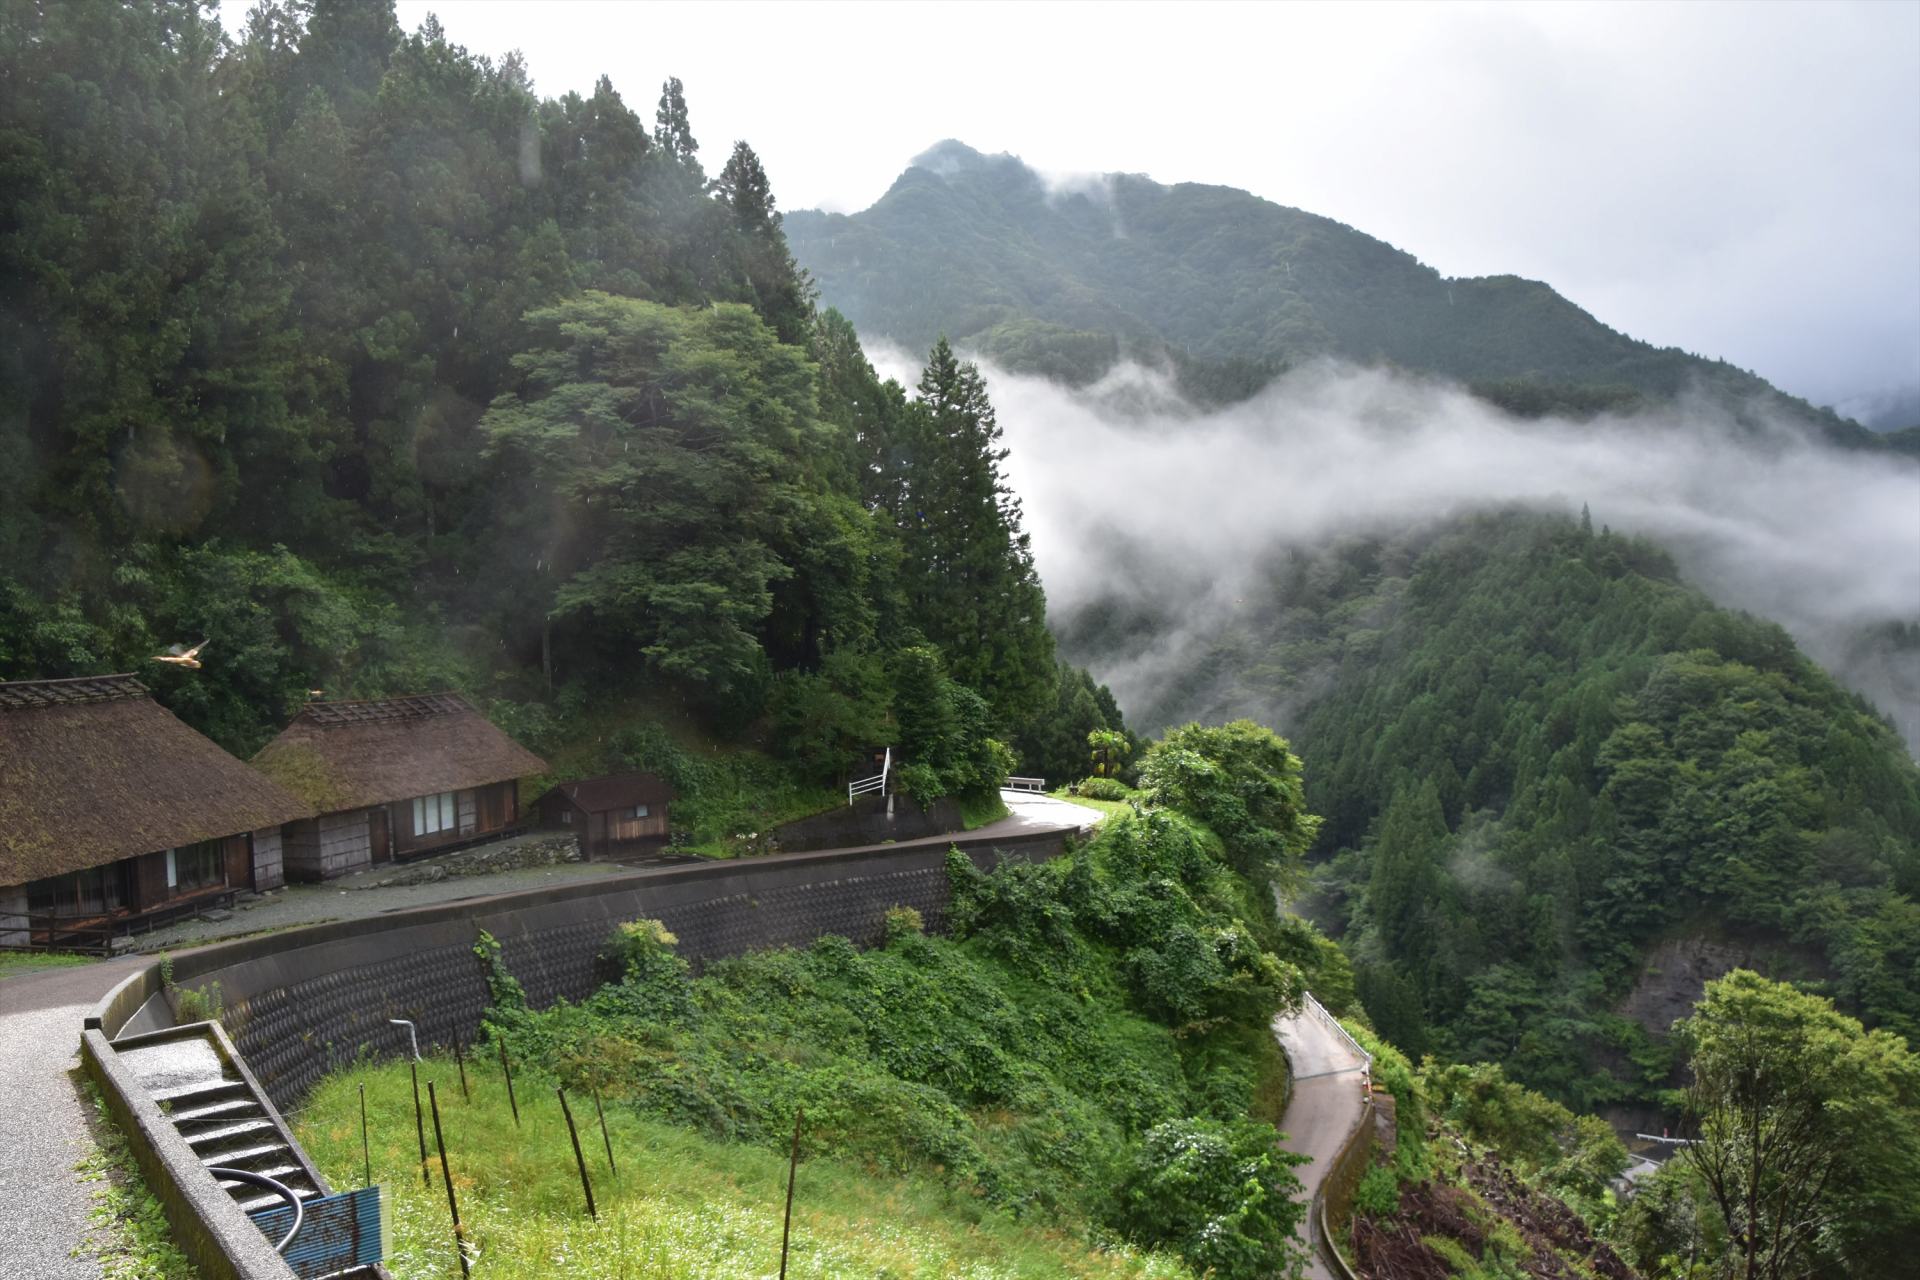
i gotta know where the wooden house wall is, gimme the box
[389,780,521,860]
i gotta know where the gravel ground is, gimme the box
[0,956,144,1279]
[126,858,632,953]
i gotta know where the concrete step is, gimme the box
[184,1118,278,1150]
[168,1095,263,1124]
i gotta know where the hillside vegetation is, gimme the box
[300,725,1326,1278]
[1064,511,1920,1109]
[0,2,1124,796]
[787,142,1886,444]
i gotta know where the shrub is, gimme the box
[1110,1116,1307,1280]
[1074,776,1132,801]
[1354,1163,1399,1217]
[884,905,925,942]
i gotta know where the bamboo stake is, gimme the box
[409,1061,430,1186]
[359,1083,371,1188]
[498,1039,520,1126]
[592,1088,616,1177]
[453,1033,470,1102]
[557,1088,597,1219]
[780,1107,804,1280]
[427,1082,471,1279]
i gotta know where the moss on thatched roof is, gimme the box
[252,693,547,814]
[0,676,312,887]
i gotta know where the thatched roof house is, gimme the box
[252,694,548,880]
[534,770,673,859]
[0,675,310,943]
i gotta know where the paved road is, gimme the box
[0,957,144,1279]
[1273,999,1371,1280]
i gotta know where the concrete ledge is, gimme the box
[82,1027,299,1280]
[1314,1096,1375,1280]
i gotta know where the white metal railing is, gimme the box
[1005,776,1046,793]
[1304,991,1373,1085]
[849,747,891,803]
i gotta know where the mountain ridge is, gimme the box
[789,140,1886,442]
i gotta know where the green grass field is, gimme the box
[0,950,96,981]
[296,1057,1188,1279]
[1046,789,1133,821]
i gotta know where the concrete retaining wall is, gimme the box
[97,827,1068,1109]
[1317,1096,1377,1280]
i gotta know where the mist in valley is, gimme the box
[875,349,1920,745]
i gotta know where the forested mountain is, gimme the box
[1065,509,1920,1109]
[0,0,1117,794]
[787,141,1891,442]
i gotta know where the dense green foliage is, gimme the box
[1068,511,1920,1108]
[1300,515,1919,1107]
[1665,972,1918,1279]
[473,795,1313,1278]
[0,0,1111,784]
[786,142,1890,444]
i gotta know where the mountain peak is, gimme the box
[909,139,1026,178]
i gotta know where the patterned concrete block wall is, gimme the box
[152,830,1067,1108]
[250,826,284,891]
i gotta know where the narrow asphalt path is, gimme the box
[0,789,1102,1274]
[0,957,144,1280]
[1273,1000,1371,1280]
[1271,883,1371,1280]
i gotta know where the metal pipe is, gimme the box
[207,1166,305,1254]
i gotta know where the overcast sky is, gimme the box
[224,0,1920,419]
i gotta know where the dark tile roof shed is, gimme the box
[251,694,549,814]
[0,676,313,887]
[539,770,673,814]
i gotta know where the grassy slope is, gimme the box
[0,951,96,980]
[296,1057,1185,1279]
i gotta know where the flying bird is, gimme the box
[152,640,209,670]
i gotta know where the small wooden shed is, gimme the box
[534,771,673,860]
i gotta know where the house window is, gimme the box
[630,804,650,820]
[27,865,127,917]
[560,808,572,824]
[170,840,227,893]
[412,791,456,836]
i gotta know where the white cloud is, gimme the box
[883,351,1920,741]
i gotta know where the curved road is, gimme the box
[0,789,1102,1274]
[0,956,144,1279]
[1271,944,1371,1277]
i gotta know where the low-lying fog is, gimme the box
[874,350,1920,746]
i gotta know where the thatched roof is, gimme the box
[537,770,672,814]
[0,676,312,887]
[252,693,548,814]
